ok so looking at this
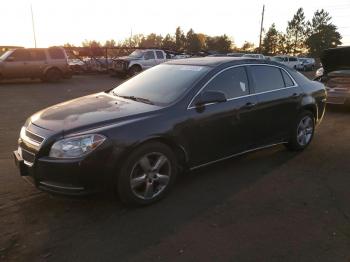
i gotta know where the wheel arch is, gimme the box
[300,102,318,121]
[119,136,189,172]
[43,66,63,75]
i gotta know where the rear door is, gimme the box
[155,50,166,65]
[28,49,47,77]
[1,49,31,78]
[186,66,258,166]
[248,65,302,146]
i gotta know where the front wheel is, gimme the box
[128,65,142,77]
[285,111,315,151]
[117,142,178,206]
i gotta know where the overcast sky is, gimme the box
[1,0,349,48]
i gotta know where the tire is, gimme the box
[285,111,315,151]
[117,142,178,206]
[44,68,62,82]
[128,65,142,77]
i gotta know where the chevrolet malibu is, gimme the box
[14,57,326,205]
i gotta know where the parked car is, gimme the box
[0,47,71,82]
[227,53,245,57]
[68,59,87,74]
[297,58,316,71]
[242,54,265,59]
[317,46,350,105]
[110,49,169,77]
[271,56,301,69]
[13,57,326,205]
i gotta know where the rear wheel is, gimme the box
[285,111,315,151]
[44,68,62,82]
[117,142,178,206]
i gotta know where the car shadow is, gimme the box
[6,145,299,261]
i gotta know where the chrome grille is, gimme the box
[20,127,45,148]
[25,129,44,144]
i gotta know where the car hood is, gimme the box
[116,56,142,61]
[29,92,161,134]
[321,46,350,74]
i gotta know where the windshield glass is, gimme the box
[0,51,12,60]
[271,57,284,62]
[111,64,210,106]
[128,50,145,58]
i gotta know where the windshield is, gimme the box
[271,57,284,62]
[111,64,210,106]
[128,50,145,58]
[0,50,12,60]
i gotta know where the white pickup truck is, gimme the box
[110,49,170,77]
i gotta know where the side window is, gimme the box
[48,48,65,59]
[281,69,294,87]
[202,67,249,99]
[29,50,46,61]
[144,51,155,60]
[156,51,164,59]
[9,49,30,61]
[251,66,285,93]
[289,57,297,62]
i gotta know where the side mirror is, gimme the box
[195,91,227,107]
[6,57,14,62]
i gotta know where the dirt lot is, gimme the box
[1,74,350,262]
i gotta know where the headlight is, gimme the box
[49,134,106,158]
[316,67,324,77]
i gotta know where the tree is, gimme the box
[206,35,233,53]
[175,26,186,51]
[162,34,176,50]
[185,29,203,53]
[241,41,255,52]
[81,40,101,48]
[104,39,116,48]
[285,8,307,55]
[261,24,280,55]
[305,9,342,57]
[140,33,163,48]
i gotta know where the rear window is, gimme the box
[281,70,294,87]
[251,65,285,93]
[48,48,65,59]
[29,50,46,61]
[156,51,164,59]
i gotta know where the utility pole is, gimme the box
[259,4,265,53]
[30,4,37,48]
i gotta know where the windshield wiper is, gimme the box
[114,93,154,105]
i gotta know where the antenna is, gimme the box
[31,4,37,48]
[259,4,265,53]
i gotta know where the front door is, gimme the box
[185,66,258,167]
[2,49,31,78]
[143,51,157,69]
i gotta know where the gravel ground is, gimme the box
[0,73,350,262]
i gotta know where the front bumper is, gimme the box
[13,147,115,196]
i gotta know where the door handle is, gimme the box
[243,102,256,109]
[291,93,300,98]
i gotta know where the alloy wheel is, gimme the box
[130,152,171,200]
[297,116,314,146]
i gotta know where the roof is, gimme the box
[166,57,269,67]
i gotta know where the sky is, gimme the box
[1,0,349,48]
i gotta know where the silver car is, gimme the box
[0,47,71,82]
